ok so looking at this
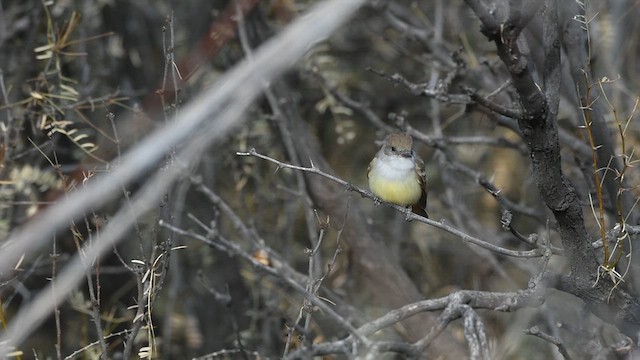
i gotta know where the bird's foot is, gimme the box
[404,207,413,221]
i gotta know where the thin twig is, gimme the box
[524,326,573,360]
[238,149,545,258]
[64,330,131,360]
[159,221,370,347]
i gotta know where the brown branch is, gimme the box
[465,88,524,119]
[369,68,525,120]
[464,0,640,337]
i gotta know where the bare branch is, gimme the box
[238,148,546,258]
[524,326,573,360]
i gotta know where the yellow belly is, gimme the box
[368,174,422,206]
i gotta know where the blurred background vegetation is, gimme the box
[1,0,640,359]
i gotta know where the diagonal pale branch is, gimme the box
[0,0,367,352]
[0,0,367,277]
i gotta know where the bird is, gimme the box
[367,133,428,218]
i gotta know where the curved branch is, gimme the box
[286,286,545,358]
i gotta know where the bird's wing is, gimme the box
[413,156,429,218]
[367,157,375,179]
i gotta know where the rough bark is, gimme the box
[464,0,640,337]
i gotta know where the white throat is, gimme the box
[372,154,416,180]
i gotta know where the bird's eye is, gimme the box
[391,146,396,152]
